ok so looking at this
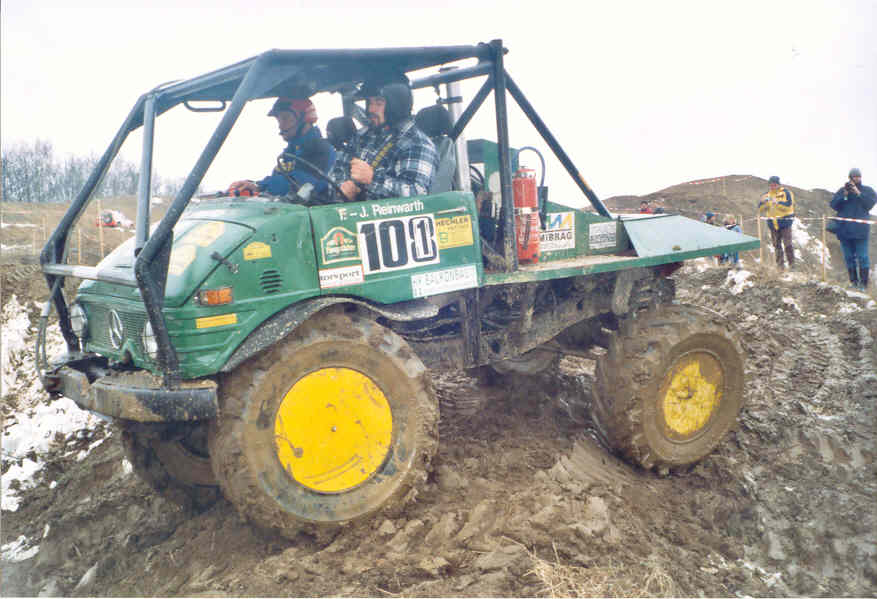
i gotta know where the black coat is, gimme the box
[830,184,876,240]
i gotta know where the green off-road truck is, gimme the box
[39,41,758,539]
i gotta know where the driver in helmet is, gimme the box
[228,97,335,197]
[329,75,438,201]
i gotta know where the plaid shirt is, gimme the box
[329,117,438,201]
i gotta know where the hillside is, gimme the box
[604,174,875,282]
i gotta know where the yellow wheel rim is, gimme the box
[274,367,393,493]
[660,352,723,438]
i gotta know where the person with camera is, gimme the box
[831,168,876,291]
[758,175,796,270]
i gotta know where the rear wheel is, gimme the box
[592,304,745,471]
[120,423,220,511]
[209,308,438,539]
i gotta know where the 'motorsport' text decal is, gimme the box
[357,215,440,274]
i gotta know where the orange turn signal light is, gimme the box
[197,286,233,306]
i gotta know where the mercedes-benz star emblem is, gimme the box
[109,310,124,350]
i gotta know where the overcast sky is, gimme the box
[2,0,875,205]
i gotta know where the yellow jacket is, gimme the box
[758,187,795,230]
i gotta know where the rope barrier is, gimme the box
[755,215,875,225]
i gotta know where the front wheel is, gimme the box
[120,423,220,511]
[591,304,745,471]
[209,308,438,539]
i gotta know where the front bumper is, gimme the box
[43,354,217,422]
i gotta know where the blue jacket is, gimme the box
[830,184,876,240]
[257,127,336,196]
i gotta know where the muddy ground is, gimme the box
[2,259,875,598]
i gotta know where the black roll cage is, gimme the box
[41,39,611,386]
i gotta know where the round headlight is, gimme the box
[141,320,159,360]
[69,303,88,339]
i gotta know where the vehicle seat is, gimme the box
[326,116,357,151]
[415,104,456,193]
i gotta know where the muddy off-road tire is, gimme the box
[120,424,220,511]
[592,304,744,471]
[209,308,438,539]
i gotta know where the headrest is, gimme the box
[415,104,453,138]
[326,116,357,150]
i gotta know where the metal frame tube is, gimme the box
[135,95,156,254]
[134,56,270,385]
[440,67,472,193]
[40,96,145,350]
[450,75,493,142]
[410,62,492,91]
[504,72,612,218]
[490,41,518,272]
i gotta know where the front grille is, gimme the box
[259,269,283,294]
[83,303,147,354]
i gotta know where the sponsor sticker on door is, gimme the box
[410,264,478,298]
[319,264,364,288]
[320,226,359,264]
[589,221,617,249]
[436,214,474,249]
[539,212,575,251]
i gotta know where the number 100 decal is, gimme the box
[357,215,440,273]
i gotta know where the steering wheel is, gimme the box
[277,154,347,203]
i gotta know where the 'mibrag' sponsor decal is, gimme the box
[539,212,575,252]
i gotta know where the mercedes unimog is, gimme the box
[38,40,759,539]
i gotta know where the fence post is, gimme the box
[757,215,763,264]
[97,198,105,258]
[822,216,827,283]
[739,214,744,235]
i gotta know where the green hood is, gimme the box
[79,211,255,307]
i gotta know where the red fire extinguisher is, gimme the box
[513,167,540,263]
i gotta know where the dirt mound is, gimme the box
[2,262,875,597]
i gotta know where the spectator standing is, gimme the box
[721,214,742,267]
[831,168,876,291]
[639,200,652,214]
[758,175,796,270]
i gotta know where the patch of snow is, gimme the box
[0,221,38,228]
[726,269,754,295]
[781,296,801,313]
[1,296,103,512]
[837,302,862,314]
[1,458,41,511]
[691,257,713,272]
[1,535,40,562]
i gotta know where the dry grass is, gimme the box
[525,543,676,598]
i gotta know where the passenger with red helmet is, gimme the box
[329,75,438,201]
[228,97,335,197]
